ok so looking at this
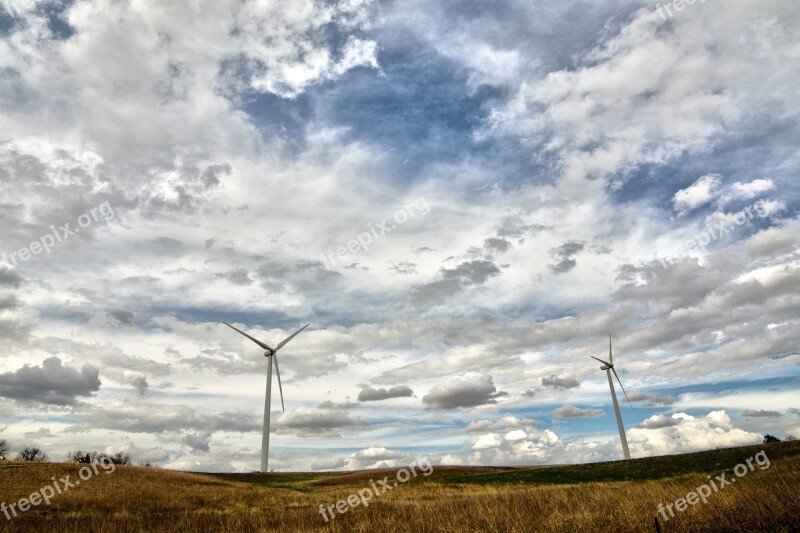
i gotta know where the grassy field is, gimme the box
[0,441,798,532]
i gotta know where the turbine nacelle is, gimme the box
[590,356,613,371]
[223,321,310,413]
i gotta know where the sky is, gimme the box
[0,0,798,472]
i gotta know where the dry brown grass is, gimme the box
[0,450,798,532]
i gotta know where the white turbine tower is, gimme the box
[591,334,633,460]
[224,322,309,472]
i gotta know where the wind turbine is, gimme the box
[591,334,633,460]
[224,322,309,472]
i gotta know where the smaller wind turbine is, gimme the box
[224,322,309,472]
[591,334,633,460]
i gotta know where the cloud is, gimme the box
[742,409,782,418]
[126,374,149,396]
[732,178,774,200]
[182,431,212,453]
[23,427,54,439]
[473,433,503,450]
[0,357,100,405]
[541,375,580,390]
[465,416,538,433]
[484,238,511,253]
[629,411,762,455]
[0,265,22,288]
[343,447,412,470]
[744,225,798,257]
[635,414,680,429]
[673,174,723,215]
[273,407,368,437]
[628,392,676,407]
[357,385,414,402]
[549,241,585,274]
[105,443,171,465]
[422,373,506,410]
[310,456,347,471]
[221,269,253,286]
[443,411,766,467]
[317,400,359,410]
[109,310,135,325]
[67,401,261,434]
[412,260,501,304]
[553,404,605,419]
[389,262,418,275]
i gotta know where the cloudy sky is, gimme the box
[0,0,798,472]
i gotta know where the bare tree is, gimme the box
[67,450,101,463]
[0,439,10,460]
[110,451,132,465]
[17,447,48,462]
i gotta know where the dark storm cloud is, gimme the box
[549,241,585,274]
[484,238,511,253]
[0,357,100,405]
[412,260,501,305]
[182,431,212,453]
[109,310,135,325]
[422,373,505,410]
[221,268,253,286]
[0,265,22,288]
[127,374,149,395]
[0,294,18,311]
[496,216,548,242]
[357,385,414,402]
[541,375,580,390]
[553,404,605,419]
[742,409,782,418]
[273,407,369,437]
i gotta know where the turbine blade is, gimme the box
[611,367,633,408]
[591,355,611,366]
[273,354,285,412]
[275,324,309,351]
[224,323,274,352]
[608,334,613,365]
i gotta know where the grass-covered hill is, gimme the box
[0,440,797,532]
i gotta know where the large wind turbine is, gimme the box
[224,322,309,472]
[591,334,633,460]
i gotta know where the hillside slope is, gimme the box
[0,441,797,532]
